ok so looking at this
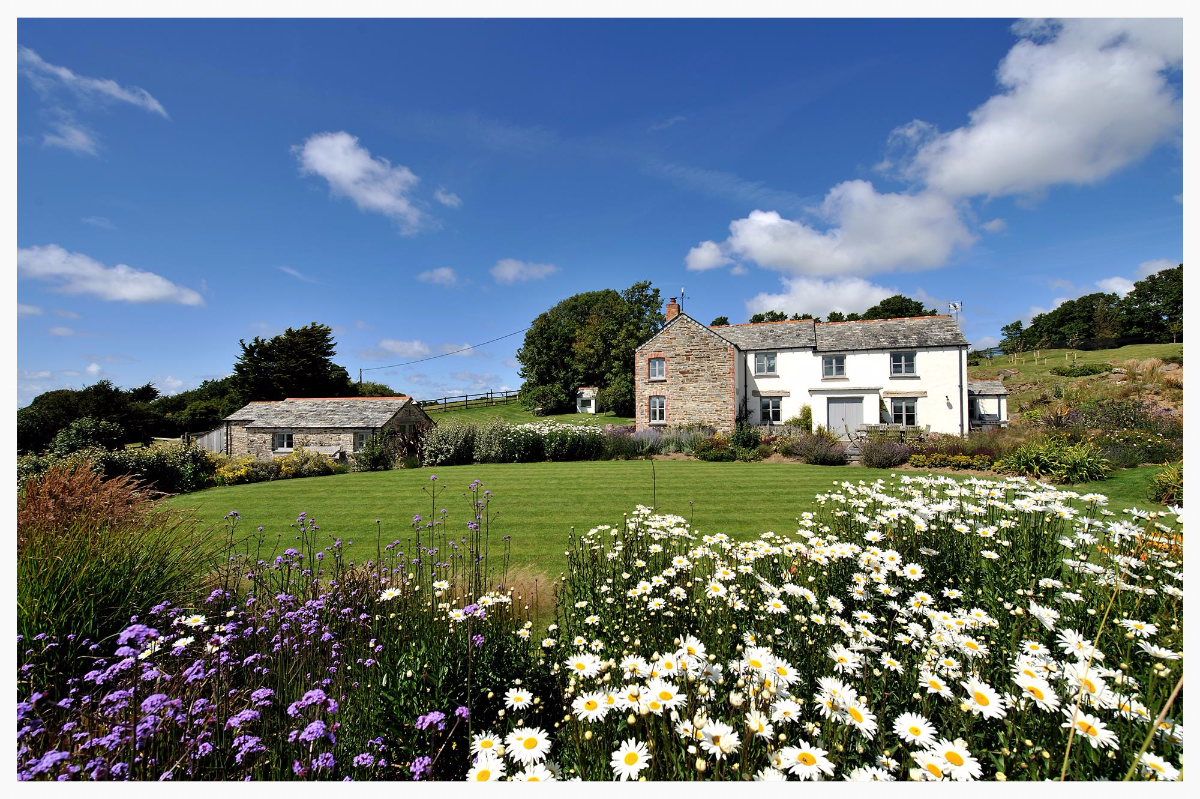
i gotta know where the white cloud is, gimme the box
[18,303,43,318]
[973,336,1001,350]
[416,267,458,287]
[47,326,74,336]
[438,342,482,357]
[278,265,317,283]
[43,121,98,156]
[648,114,687,132]
[18,244,205,306]
[52,308,79,319]
[684,240,733,271]
[745,276,896,319]
[503,358,520,369]
[81,216,115,229]
[897,19,1181,199]
[18,46,169,118]
[19,370,52,380]
[354,319,370,330]
[84,362,103,377]
[981,218,1007,233]
[434,188,462,208]
[491,258,560,285]
[156,375,185,395]
[1136,258,1176,278]
[1096,276,1136,296]
[375,339,430,358]
[293,131,427,233]
[700,182,974,278]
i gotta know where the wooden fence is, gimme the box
[417,389,520,413]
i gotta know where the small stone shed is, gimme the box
[221,396,434,460]
[576,386,598,414]
[967,380,1009,429]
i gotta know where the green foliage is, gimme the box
[909,453,994,470]
[1150,461,1182,506]
[1049,363,1112,377]
[232,322,355,402]
[783,404,813,433]
[151,375,244,435]
[1122,264,1183,342]
[18,379,162,453]
[420,423,479,466]
[351,430,399,472]
[859,440,912,469]
[49,416,126,455]
[729,424,762,450]
[731,444,764,462]
[792,428,848,465]
[825,311,846,322]
[709,316,730,327]
[517,281,665,415]
[994,438,1111,483]
[860,294,932,320]
[355,380,401,397]
[596,373,635,417]
[276,447,336,479]
[96,443,218,494]
[748,310,789,323]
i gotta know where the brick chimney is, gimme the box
[665,297,680,322]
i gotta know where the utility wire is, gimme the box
[359,327,530,373]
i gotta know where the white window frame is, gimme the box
[822,354,846,378]
[649,395,666,424]
[354,431,372,451]
[754,352,777,375]
[891,398,918,426]
[891,351,917,376]
[273,431,294,451]
[760,397,781,423]
[648,357,666,381]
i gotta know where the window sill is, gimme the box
[754,372,779,378]
[649,421,667,427]
[821,376,848,381]
[648,378,666,383]
[889,374,920,379]
[273,449,293,454]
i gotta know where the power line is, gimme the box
[359,327,530,376]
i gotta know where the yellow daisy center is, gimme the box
[909,725,922,736]
[926,762,943,778]
[973,692,990,706]
[849,707,865,723]
[945,751,965,767]
[584,700,598,711]
[523,738,539,750]
[1078,722,1099,737]
[798,752,816,767]
[624,752,639,766]
[1026,686,1045,700]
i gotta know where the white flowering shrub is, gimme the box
[467,475,1183,781]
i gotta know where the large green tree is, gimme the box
[517,281,665,416]
[17,380,162,453]
[1122,264,1183,342]
[232,322,354,402]
[861,294,934,320]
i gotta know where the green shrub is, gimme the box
[351,430,399,472]
[1150,461,1182,506]
[994,437,1111,483]
[49,416,126,456]
[860,440,911,469]
[783,405,813,433]
[421,422,478,466]
[731,444,763,462]
[95,443,216,494]
[693,436,735,462]
[794,428,847,466]
[277,447,336,479]
[1049,363,1113,377]
[730,424,762,450]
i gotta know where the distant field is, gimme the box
[422,401,634,427]
[165,461,1166,580]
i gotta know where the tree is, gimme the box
[825,311,846,322]
[845,312,862,321]
[516,281,665,416]
[49,417,126,456]
[1122,264,1182,342]
[709,316,730,327]
[356,380,401,397]
[232,323,354,402]
[748,310,789,323]
[17,380,162,452]
[999,321,1026,355]
[861,295,933,320]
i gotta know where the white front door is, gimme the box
[827,397,864,439]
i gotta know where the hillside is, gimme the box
[422,402,634,427]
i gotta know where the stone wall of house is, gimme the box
[635,315,737,433]
[227,421,250,457]
[229,403,435,459]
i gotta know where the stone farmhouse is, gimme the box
[220,396,434,460]
[634,299,1008,437]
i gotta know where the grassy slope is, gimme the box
[166,461,1166,579]
[423,402,634,427]
[968,342,1182,409]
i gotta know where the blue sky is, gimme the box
[16,18,1183,406]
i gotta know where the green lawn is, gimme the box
[165,461,1166,580]
[422,402,633,427]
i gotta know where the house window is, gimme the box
[760,397,781,423]
[354,431,371,451]
[649,395,666,424]
[891,398,918,426]
[579,398,592,409]
[754,352,777,375]
[273,432,294,451]
[648,357,666,381]
[400,423,415,437]
[822,355,846,378]
[891,352,917,375]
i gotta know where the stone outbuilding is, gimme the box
[221,396,434,460]
[575,386,598,414]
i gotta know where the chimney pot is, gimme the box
[665,297,680,321]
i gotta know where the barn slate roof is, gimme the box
[967,380,1009,396]
[224,397,415,428]
[814,316,968,352]
[716,319,817,350]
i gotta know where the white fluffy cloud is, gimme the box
[417,267,458,287]
[1096,276,1136,297]
[47,326,74,336]
[438,342,479,357]
[899,19,1181,199]
[156,375,185,394]
[17,244,204,306]
[18,46,169,118]
[981,218,1007,233]
[684,240,732,271]
[43,121,98,156]
[491,258,560,285]
[708,182,974,278]
[18,303,43,318]
[375,339,431,359]
[745,276,896,319]
[293,131,427,233]
[434,188,462,208]
[84,362,103,377]
[1136,258,1176,278]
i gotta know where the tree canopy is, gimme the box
[860,295,934,320]
[517,281,665,416]
[232,323,355,402]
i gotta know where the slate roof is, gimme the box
[814,316,968,352]
[715,319,817,350]
[224,397,414,428]
[968,380,1008,396]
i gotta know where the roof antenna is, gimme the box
[680,286,687,301]
[948,302,962,324]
